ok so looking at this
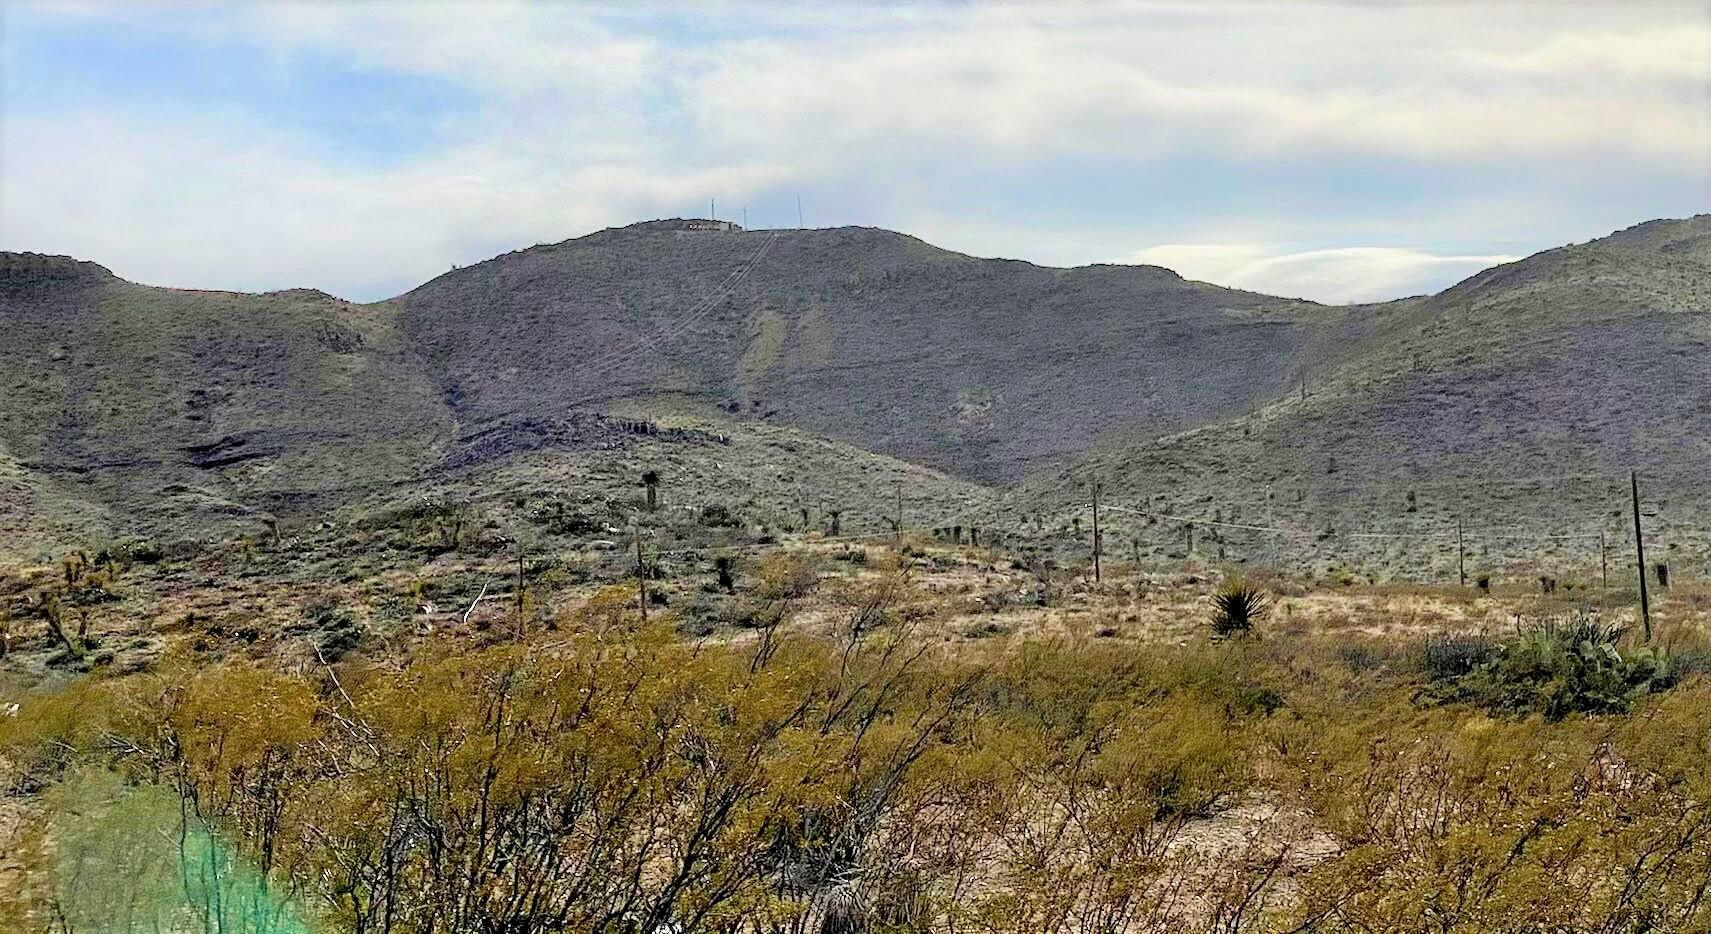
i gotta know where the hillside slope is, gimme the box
[1029,217,1711,577]
[0,252,452,549]
[2,217,1704,570]
[392,220,1331,483]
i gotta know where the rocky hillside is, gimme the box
[392,220,1331,482]
[2,216,1705,568]
[0,252,450,554]
[1028,217,1711,578]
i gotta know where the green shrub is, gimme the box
[1430,615,1669,720]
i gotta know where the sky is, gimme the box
[1,2,1705,304]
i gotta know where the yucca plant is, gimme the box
[1210,577,1268,638]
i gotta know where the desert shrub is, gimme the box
[1276,690,1710,932]
[535,506,603,536]
[1416,633,1498,682]
[1209,577,1268,638]
[1336,642,1385,673]
[700,503,741,527]
[1426,615,1671,720]
[833,547,868,565]
[1660,645,1711,686]
[292,597,362,661]
[676,608,718,638]
[755,551,819,600]
[3,602,1700,933]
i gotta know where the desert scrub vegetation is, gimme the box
[0,592,1705,932]
[1418,612,1689,720]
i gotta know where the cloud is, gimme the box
[0,108,795,298]
[1123,244,1520,304]
[1462,24,1708,80]
[0,2,1701,301]
[685,5,1709,168]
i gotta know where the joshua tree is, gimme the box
[828,509,842,536]
[714,555,736,593]
[642,470,661,510]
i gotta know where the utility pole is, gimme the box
[742,206,748,229]
[796,194,804,228]
[1456,517,1466,587]
[515,538,526,618]
[1631,470,1650,640]
[710,198,716,221]
[894,479,903,545]
[1090,482,1103,583]
[634,528,649,623]
[1264,484,1275,568]
[1599,531,1609,593]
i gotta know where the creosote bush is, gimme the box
[0,603,1704,933]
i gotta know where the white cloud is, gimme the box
[1123,243,1520,304]
[0,2,1701,300]
[685,4,1710,167]
[1463,24,1709,80]
[0,109,795,297]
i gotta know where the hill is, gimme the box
[1,217,1705,572]
[392,220,1329,482]
[1026,217,1711,579]
[0,252,450,555]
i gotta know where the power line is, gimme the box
[568,231,782,392]
[1100,501,1607,543]
[574,230,779,383]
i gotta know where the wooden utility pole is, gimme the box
[1599,531,1609,593]
[894,480,903,545]
[1456,518,1466,587]
[634,529,649,623]
[515,538,526,617]
[1091,482,1102,583]
[1631,470,1650,640]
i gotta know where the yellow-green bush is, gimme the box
[0,618,1704,933]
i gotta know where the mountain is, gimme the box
[0,251,450,554]
[392,219,1327,482]
[1026,217,1711,577]
[1,216,1705,567]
